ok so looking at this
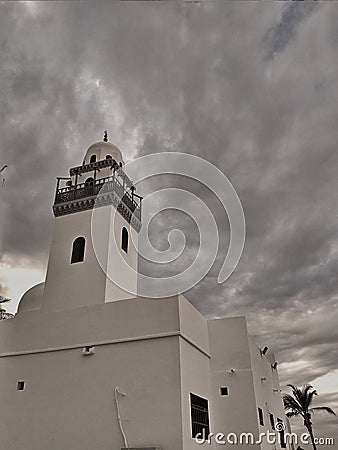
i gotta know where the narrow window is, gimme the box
[121,227,128,253]
[220,387,229,396]
[270,413,275,430]
[90,154,96,164]
[277,418,286,448]
[17,381,25,391]
[71,237,85,264]
[106,154,112,160]
[190,393,210,439]
[258,407,264,426]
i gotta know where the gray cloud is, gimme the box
[0,0,337,437]
[265,1,318,59]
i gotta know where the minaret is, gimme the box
[42,133,142,311]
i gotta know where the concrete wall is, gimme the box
[1,297,180,355]
[43,208,109,311]
[0,337,182,450]
[105,208,138,303]
[208,317,260,450]
[0,297,184,450]
[178,295,214,450]
[179,337,215,450]
[1,293,288,450]
[248,336,288,450]
[43,204,137,312]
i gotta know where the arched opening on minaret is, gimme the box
[85,177,94,186]
[121,227,128,253]
[71,237,86,264]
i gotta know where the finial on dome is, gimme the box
[103,131,108,142]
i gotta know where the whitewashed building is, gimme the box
[0,137,289,450]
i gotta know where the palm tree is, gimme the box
[0,295,11,319]
[283,384,335,450]
[0,295,10,307]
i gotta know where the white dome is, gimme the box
[83,141,124,165]
[17,282,45,314]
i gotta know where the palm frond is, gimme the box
[305,389,317,410]
[286,411,300,418]
[287,385,308,411]
[283,394,303,415]
[310,407,336,416]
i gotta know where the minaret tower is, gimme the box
[42,133,142,311]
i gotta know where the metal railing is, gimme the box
[54,174,142,221]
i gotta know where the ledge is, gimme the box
[121,447,161,450]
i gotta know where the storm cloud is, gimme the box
[0,1,337,441]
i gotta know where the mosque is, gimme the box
[0,136,289,450]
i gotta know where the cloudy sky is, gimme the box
[0,0,337,443]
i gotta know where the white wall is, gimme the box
[178,295,215,450]
[208,317,260,450]
[43,208,109,311]
[0,337,182,450]
[43,204,138,312]
[248,336,288,450]
[105,209,138,303]
[0,297,183,450]
[1,290,288,450]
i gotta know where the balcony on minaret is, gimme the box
[53,157,142,231]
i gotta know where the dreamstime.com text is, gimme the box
[195,430,335,446]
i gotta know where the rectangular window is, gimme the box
[277,418,286,448]
[220,386,229,396]
[17,381,25,391]
[190,393,210,439]
[270,413,275,430]
[258,407,264,426]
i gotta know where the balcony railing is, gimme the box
[69,158,134,189]
[69,158,117,176]
[54,174,142,221]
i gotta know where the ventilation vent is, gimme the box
[82,346,95,355]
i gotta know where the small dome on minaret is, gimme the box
[83,131,124,165]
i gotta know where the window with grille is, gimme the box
[190,393,210,439]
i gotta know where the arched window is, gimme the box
[85,177,94,186]
[90,154,97,164]
[121,227,128,253]
[71,237,85,264]
[106,154,112,160]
